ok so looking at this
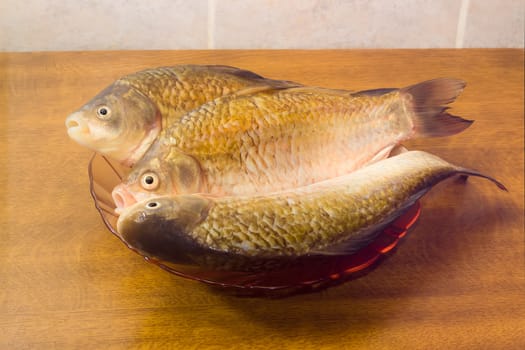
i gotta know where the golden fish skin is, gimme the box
[113,78,472,211]
[65,65,299,165]
[116,151,505,259]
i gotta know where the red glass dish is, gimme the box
[89,153,421,297]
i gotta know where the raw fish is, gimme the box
[116,151,505,259]
[113,79,472,211]
[65,65,299,165]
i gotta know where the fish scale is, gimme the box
[66,65,301,166]
[167,88,416,196]
[118,150,504,261]
[175,152,483,257]
[113,77,472,213]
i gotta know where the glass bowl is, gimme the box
[89,153,421,297]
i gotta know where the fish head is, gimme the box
[112,156,172,214]
[112,146,204,214]
[116,195,212,261]
[65,82,161,165]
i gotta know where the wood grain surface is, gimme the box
[1,50,523,349]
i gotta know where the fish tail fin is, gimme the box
[456,169,508,191]
[402,78,473,137]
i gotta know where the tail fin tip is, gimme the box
[460,171,508,192]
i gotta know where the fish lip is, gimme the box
[115,202,135,234]
[112,184,138,216]
[65,112,90,141]
[116,199,151,236]
[116,212,127,235]
[116,212,130,237]
[66,124,89,138]
[114,207,124,216]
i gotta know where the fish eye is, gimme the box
[140,172,159,190]
[96,106,111,119]
[146,201,160,209]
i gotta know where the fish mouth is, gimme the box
[65,112,90,141]
[115,205,143,238]
[112,184,138,215]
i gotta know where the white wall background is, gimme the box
[0,0,523,51]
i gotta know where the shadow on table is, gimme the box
[201,184,514,338]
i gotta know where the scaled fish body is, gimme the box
[65,65,299,165]
[116,151,505,260]
[113,78,472,211]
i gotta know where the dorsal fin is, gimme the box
[231,80,302,97]
[269,86,355,96]
[202,65,267,80]
[351,88,397,97]
[203,65,302,90]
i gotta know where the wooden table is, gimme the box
[1,50,523,349]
